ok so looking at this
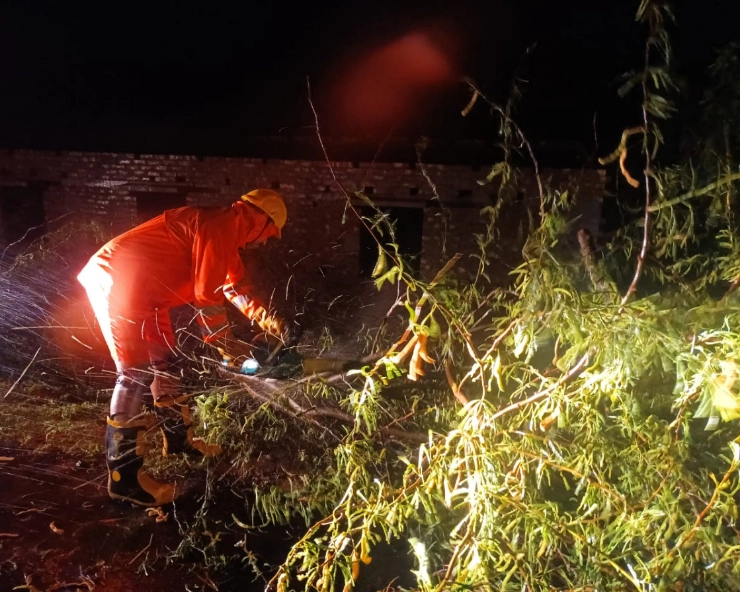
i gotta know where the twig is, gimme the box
[12,576,42,592]
[724,274,740,299]
[196,572,219,591]
[4,347,41,399]
[463,287,499,325]
[436,521,474,592]
[657,448,739,573]
[73,473,107,491]
[128,533,154,566]
[264,340,284,364]
[306,76,409,295]
[619,36,655,308]
[647,171,740,212]
[578,229,599,289]
[444,355,469,405]
[463,77,545,205]
[383,253,462,358]
[416,138,450,255]
[49,578,95,592]
[453,319,517,402]
[369,294,403,355]
[1,211,74,260]
[224,370,428,444]
[490,352,590,422]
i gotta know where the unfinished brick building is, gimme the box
[0,139,605,352]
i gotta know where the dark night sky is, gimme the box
[1,1,739,157]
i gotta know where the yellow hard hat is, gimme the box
[240,189,287,237]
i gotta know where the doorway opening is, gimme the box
[359,206,424,278]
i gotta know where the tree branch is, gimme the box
[647,171,740,212]
[490,352,591,422]
[220,368,428,444]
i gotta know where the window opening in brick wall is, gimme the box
[409,187,419,196]
[134,192,187,224]
[0,185,46,256]
[359,206,424,278]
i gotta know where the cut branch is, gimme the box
[219,368,428,444]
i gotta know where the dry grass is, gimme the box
[0,381,106,456]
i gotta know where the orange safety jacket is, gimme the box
[78,202,282,356]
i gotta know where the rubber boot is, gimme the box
[155,395,222,458]
[106,417,176,507]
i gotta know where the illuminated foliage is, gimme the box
[227,3,740,591]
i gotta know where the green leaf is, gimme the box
[371,245,387,278]
[374,266,400,290]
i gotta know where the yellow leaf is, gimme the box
[713,382,740,421]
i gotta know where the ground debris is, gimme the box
[196,571,219,591]
[14,507,49,516]
[49,576,95,591]
[12,575,42,592]
[146,507,168,522]
[49,521,65,534]
[128,533,154,566]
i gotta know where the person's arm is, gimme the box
[223,265,284,340]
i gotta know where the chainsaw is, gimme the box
[221,347,365,379]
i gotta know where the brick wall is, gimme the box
[0,148,605,331]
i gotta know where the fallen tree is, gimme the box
[191,3,740,591]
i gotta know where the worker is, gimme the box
[77,189,289,507]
